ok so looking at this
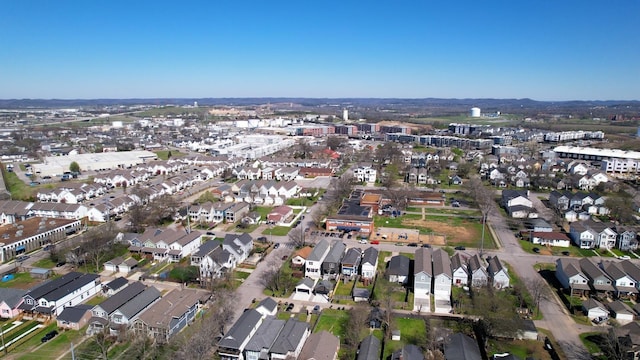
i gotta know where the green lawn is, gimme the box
[32,258,56,269]
[84,295,106,306]
[154,150,185,160]
[383,318,427,360]
[3,169,34,201]
[313,309,349,337]
[255,206,273,220]
[262,226,290,236]
[9,323,57,355]
[0,272,38,289]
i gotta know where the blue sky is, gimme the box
[1,1,639,100]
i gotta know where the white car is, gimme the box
[359,239,368,244]
[619,255,631,260]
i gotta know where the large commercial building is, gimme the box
[33,150,158,177]
[554,146,640,176]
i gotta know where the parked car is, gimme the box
[56,261,66,267]
[533,247,540,253]
[313,305,321,314]
[286,303,295,312]
[371,240,380,245]
[619,255,631,260]
[407,243,418,247]
[358,239,368,244]
[421,244,431,248]
[274,243,280,249]
[257,236,267,242]
[395,242,404,246]
[41,330,58,343]
[561,251,570,256]
[454,246,466,250]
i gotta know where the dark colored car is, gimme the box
[286,303,295,311]
[41,330,58,343]
[274,243,280,249]
[454,246,466,250]
[421,244,432,248]
[561,251,570,256]
[533,247,540,253]
[56,261,66,267]
[407,243,418,247]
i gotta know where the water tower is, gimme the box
[470,107,481,118]
[343,109,349,121]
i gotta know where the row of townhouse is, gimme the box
[353,166,377,183]
[295,240,379,282]
[18,271,101,319]
[386,252,508,300]
[188,201,251,225]
[556,258,640,300]
[125,227,203,263]
[191,233,254,283]
[233,166,300,181]
[218,298,340,360]
[406,167,439,185]
[58,278,208,343]
[36,183,108,204]
[569,220,638,251]
[230,179,300,199]
[248,157,333,169]
[549,190,610,221]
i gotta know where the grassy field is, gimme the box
[84,295,106,306]
[2,169,34,201]
[0,273,40,289]
[579,332,607,359]
[262,226,290,236]
[383,317,427,359]
[154,150,185,160]
[32,258,56,269]
[314,309,349,337]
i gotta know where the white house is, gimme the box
[360,247,378,281]
[305,239,331,279]
[487,256,510,289]
[353,166,377,183]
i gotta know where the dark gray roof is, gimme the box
[270,319,309,355]
[620,260,640,282]
[218,309,263,350]
[0,288,26,308]
[502,189,529,201]
[24,271,83,301]
[579,258,614,291]
[342,247,362,266]
[467,255,485,274]
[308,239,330,262]
[387,255,410,277]
[43,274,100,302]
[357,334,381,360]
[256,297,278,313]
[414,248,432,276]
[194,240,221,257]
[391,344,424,360]
[115,286,161,319]
[57,304,92,323]
[450,253,467,273]
[487,256,507,277]
[95,282,146,315]
[609,300,634,315]
[105,276,128,291]
[432,249,452,278]
[323,241,346,264]
[296,277,315,289]
[583,298,606,311]
[444,333,482,360]
[362,247,378,266]
[244,316,285,352]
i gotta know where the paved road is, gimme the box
[483,194,592,360]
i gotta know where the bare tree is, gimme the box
[343,305,369,357]
[288,229,306,248]
[385,189,409,211]
[527,277,548,317]
[464,176,495,256]
[374,277,396,339]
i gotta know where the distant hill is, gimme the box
[0,97,639,110]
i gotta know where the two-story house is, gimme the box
[305,239,331,279]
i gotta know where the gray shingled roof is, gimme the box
[414,248,432,276]
[115,286,161,320]
[487,256,507,277]
[0,288,26,308]
[308,239,330,262]
[444,333,482,360]
[104,277,129,291]
[256,297,278,314]
[270,319,309,355]
[299,331,340,360]
[432,249,452,278]
[362,247,378,266]
[94,282,146,315]
[342,247,362,266]
[57,304,92,323]
[388,255,410,277]
[244,316,285,352]
[323,241,346,264]
[43,274,100,302]
[357,334,381,360]
[218,309,263,350]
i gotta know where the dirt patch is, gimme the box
[539,248,553,256]
[377,120,432,133]
[402,218,475,245]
